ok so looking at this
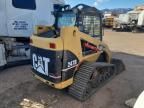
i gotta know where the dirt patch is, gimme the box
[0,79,61,108]
[104,29,144,56]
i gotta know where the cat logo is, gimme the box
[32,53,50,76]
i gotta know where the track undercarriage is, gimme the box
[69,58,125,101]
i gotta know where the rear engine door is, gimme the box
[31,35,64,83]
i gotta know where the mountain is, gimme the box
[102,8,132,15]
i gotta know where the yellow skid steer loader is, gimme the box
[30,4,125,101]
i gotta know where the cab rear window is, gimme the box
[82,15,101,37]
[12,0,36,10]
[36,30,57,38]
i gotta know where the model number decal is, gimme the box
[32,53,50,76]
[68,60,78,68]
[12,21,28,30]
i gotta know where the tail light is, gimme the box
[30,39,33,43]
[49,43,56,49]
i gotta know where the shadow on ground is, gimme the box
[0,52,144,108]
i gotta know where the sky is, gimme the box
[65,0,144,9]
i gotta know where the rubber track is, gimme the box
[69,62,95,101]
[69,61,122,101]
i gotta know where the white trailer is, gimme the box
[113,10,144,32]
[0,0,65,69]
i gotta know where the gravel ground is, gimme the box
[0,30,144,108]
[104,29,144,56]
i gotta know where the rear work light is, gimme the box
[49,43,56,49]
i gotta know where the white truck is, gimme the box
[0,0,64,69]
[113,10,144,32]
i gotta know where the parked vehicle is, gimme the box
[0,0,65,69]
[113,5,144,32]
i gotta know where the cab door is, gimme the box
[79,15,102,58]
[0,0,8,36]
[6,0,55,37]
[6,0,35,37]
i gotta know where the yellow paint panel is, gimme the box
[31,36,63,51]
[61,27,109,62]
[34,74,73,89]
